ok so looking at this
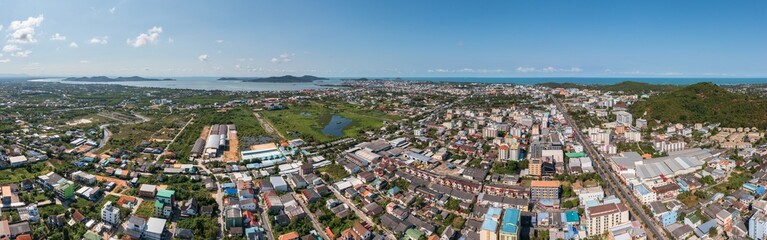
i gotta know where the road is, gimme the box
[154,116,194,163]
[254,112,286,140]
[329,186,397,240]
[293,193,331,240]
[553,97,666,240]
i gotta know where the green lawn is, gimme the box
[261,101,400,143]
[134,200,155,218]
[0,162,50,184]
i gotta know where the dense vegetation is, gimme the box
[629,82,767,128]
[538,81,680,94]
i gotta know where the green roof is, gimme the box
[83,231,101,240]
[157,189,175,198]
[565,152,586,158]
[405,229,423,240]
[154,200,165,208]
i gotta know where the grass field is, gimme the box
[261,101,400,143]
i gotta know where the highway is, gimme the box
[552,97,667,240]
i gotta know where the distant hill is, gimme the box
[537,81,680,94]
[629,82,767,128]
[63,76,174,82]
[218,75,327,83]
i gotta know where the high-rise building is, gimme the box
[749,210,767,240]
[498,144,509,161]
[530,181,560,200]
[528,159,542,176]
[499,208,520,240]
[585,203,630,237]
[615,111,633,127]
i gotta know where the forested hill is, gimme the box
[537,81,680,94]
[628,82,767,128]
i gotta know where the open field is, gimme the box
[260,101,400,143]
[98,113,188,153]
[223,131,240,162]
[166,107,267,161]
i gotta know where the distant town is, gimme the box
[2,78,767,240]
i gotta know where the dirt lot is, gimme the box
[200,126,210,139]
[223,131,240,163]
[95,175,128,193]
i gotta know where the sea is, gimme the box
[27,77,767,92]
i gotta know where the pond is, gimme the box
[321,114,352,137]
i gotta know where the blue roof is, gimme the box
[225,188,238,195]
[481,207,502,232]
[563,211,579,223]
[744,183,758,191]
[500,208,520,234]
[635,184,650,195]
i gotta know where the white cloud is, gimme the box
[0,25,3,32]
[270,53,294,63]
[80,60,90,64]
[7,15,44,44]
[50,33,66,41]
[198,54,209,62]
[2,44,21,53]
[216,40,224,43]
[110,7,116,14]
[127,26,163,47]
[69,42,79,48]
[515,66,582,73]
[0,59,9,63]
[11,50,31,58]
[168,38,174,43]
[88,36,109,45]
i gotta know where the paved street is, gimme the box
[553,97,667,240]
[293,192,331,240]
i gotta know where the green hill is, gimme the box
[537,81,679,94]
[629,82,767,128]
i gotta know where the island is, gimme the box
[218,75,328,83]
[62,76,175,82]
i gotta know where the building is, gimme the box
[480,207,502,240]
[615,111,633,127]
[139,184,157,198]
[530,181,560,200]
[499,208,520,240]
[749,210,767,240]
[497,144,509,161]
[576,186,605,205]
[101,201,121,225]
[37,172,75,200]
[528,159,541,176]
[633,184,656,205]
[145,217,167,240]
[585,203,630,237]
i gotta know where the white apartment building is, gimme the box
[102,201,121,225]
[585,203,630,237]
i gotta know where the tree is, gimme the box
[708,228,718,238]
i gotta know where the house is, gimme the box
[145,217,167,240]
[271,176,289,192]
[175,228,195,239]
[302,188,322,203]
[125,216,147,240]
[225,205,244,229]
[279,232,300,240]
[139,184,157,198]
[179,198,198,218]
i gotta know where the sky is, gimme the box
[0,0,765,78]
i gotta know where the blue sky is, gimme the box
[0,0,765,77]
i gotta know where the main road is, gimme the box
[552,97,667,240]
